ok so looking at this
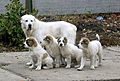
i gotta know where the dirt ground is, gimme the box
[0,46,120,81]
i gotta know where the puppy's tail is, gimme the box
[96,34,100,41]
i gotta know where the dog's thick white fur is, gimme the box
[77,34,102,70]
[21,14,77,44]
[24,37,53,70]
[57,37,83,69]
[42,34,61,68]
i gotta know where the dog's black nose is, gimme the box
[60,43,63,46]
[28,24,32,30]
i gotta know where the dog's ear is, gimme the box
[42,53,48,59]
[64,37,67,45]
[57,37,60,43]
[26,38,37,47]
[82,38,90,46]
[44,36,52,43]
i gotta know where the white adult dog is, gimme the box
[77,34,102,71]
[24,37,53,70]
[42,34,61,68]
[21,14,77,44]
[57,37,83,69]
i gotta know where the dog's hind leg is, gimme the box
[94,55,98,68]
[98,51,102,66]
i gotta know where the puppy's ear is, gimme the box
[26,38,37,47]
[64,37,67,45]
[42,53,48,59]
[44,36,53,43]
[82,38,90,46]
[57,37,60,43]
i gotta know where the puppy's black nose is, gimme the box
[60,43,63,46]
[28,24,32,30]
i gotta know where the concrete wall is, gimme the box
[0,0,25,13]
[0,0,120,15]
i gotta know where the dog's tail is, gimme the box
[96,34,100,41]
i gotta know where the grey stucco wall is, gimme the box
[0,0,120,15]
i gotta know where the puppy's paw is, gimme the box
[65,65,70,69]
[43,66,49,69]
[26,62,32,66]
[29,65,34,69]
[55,64,60,68]
[99,63,102,66]
[35,66,41,71]
[74,65,80,68]
[77,67,83,71]
[90,66,95,70]
[94,65,98,68]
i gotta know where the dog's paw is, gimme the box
[74,65,80,68]
[77,68,82,71]
[43,66,49,69]
[99,63,102,66]
[35,66,41,71]
[90,66,95,70]
[77,67,83,71]
[65,65,70,69]
[26,62,32,66]
[29,65,34,69]
[55,64,60,68]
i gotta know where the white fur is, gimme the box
[42,35,61,68]
[21,14,77,44]
[77,35,102,70]
[24,37,53,70]
[58,37,83,69]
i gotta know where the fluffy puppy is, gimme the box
[77,34,102,70]
[24,37,53,70]
[57,37,83,69]
[42,35,61,68]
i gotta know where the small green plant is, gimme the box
[0,0,38,50]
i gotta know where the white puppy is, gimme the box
[77,34,102,70]
[21,14,77,44]
[24,37,53,70]
[42,35,61,68]
[57,37,83,69]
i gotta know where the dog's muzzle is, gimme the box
[28,24,32,30]
[59,43,63,47]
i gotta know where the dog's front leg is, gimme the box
[35,57,42,70]
[26,59,32,66]
[90,55,95,70]
[65,55,71,69]
[77,57,86,71]
[55,56,61,68]
[26,50,33,66]
[29,59,35,69]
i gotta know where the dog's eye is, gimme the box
[31,20,33,22]
[25,20,28,22]
[57,40,60,43]
[81,42,83,44]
